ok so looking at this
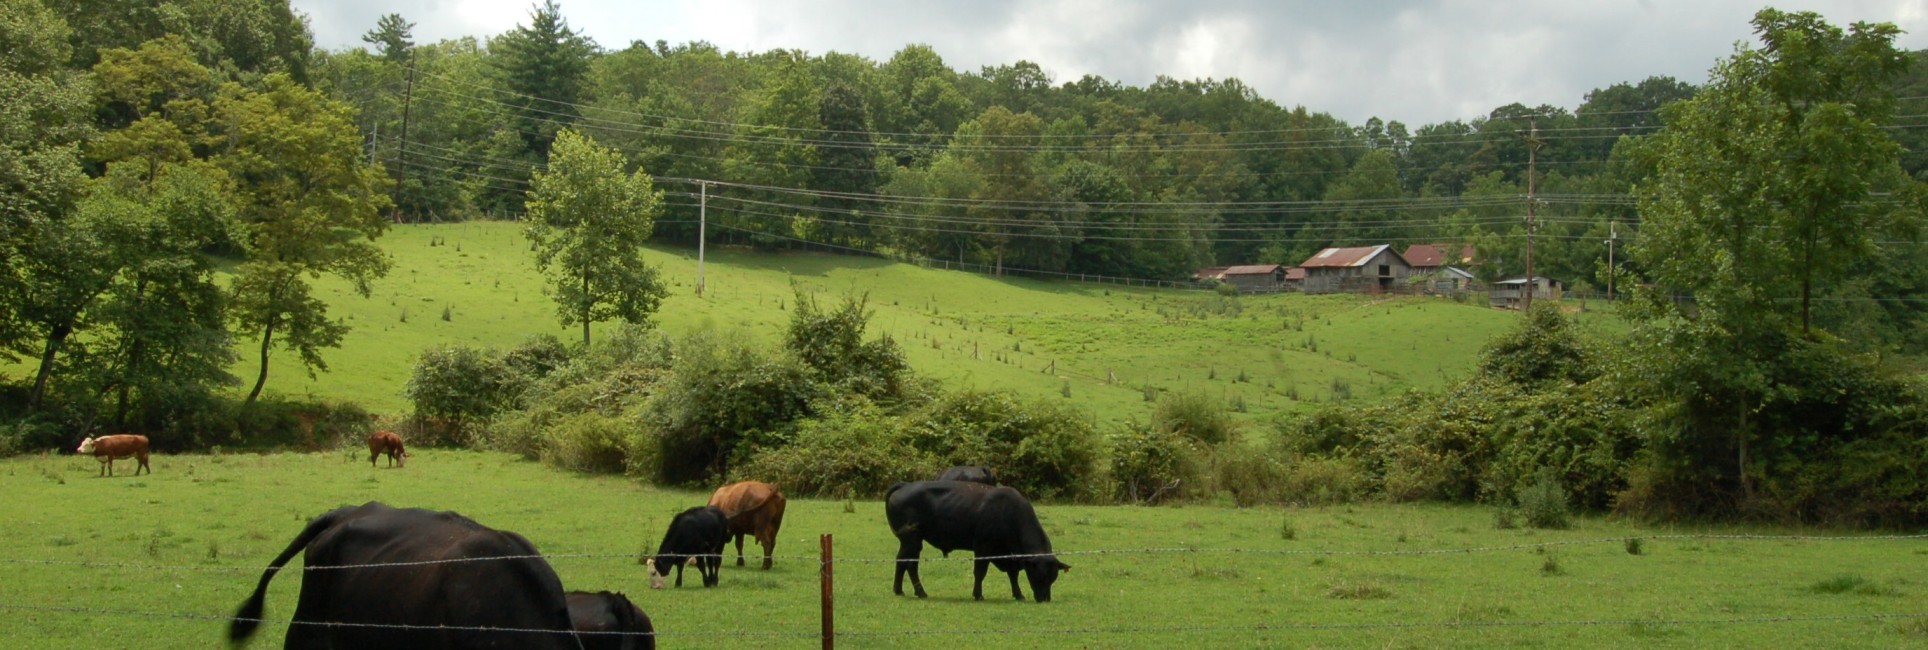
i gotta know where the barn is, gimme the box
[1298,245,1412,294]
[1219,264,1288,293]
[1490,276,1564,309]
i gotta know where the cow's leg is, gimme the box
[758,528,776,570]
[673,561,684,587]
[972,558,992,601]
[138,455,149,475]
[1007,567,1025,601]
[734,532,746,567]
[893,538,927,598]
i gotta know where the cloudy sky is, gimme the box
[291,0,1928,126]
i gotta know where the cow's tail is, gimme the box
[229,507,350,643]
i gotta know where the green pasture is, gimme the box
[4,450,1923,649]
[254,221,1600,426]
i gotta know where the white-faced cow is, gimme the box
[229,502,582,649]
[645,505,728,589]
[368,430,407,468]
[566,590,655,650]
[707,481,787,569]
[885,480,1071,603]
[934,465,997,485]
[76,434,150,477]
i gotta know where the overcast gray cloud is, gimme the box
[292,0,1928,126]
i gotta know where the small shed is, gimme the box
[1411,266,1478,292]
[1490,276,1563,309]
[1284,266,1306,290]
[1298,245,1412,294]
[1219,264,1287,293]
[1191,266,1229,284]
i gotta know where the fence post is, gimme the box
[821,533,834,650]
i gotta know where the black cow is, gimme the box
[566,590,655,650]
[646,505,728,588]
[885,480,1071,603]
[934,465,998,485]
[229,501,582,649]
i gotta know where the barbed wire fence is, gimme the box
[5,532,1926,646]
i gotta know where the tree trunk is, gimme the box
[243,317,277,411]
[115,277,150,428]
[580,270,592,347]
[1737,398,1752,502]
[26,321,74,410]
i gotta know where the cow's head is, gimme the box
[1025,557,1071,603]
[645,559,665,590]
[76,437,97,454]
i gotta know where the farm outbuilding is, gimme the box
[1218,264,1288,293]
[1402,243,1476,272]
[1298,245,1412,294]
[1490,276,1563,309]
[1412,266,1478,292]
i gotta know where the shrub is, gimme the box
[1517,468,1572,529]
[642,329,819,485]
[1110,422,1198,504]
[1154,391,1239,445]
[735,405,939,498]
[406,344,519,446]
[539,412,632,473]
[904,390,1102,500]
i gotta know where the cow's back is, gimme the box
[887,480,1040,553]
[707,481,778,518]
[260,503,580,649]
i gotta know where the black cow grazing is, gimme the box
[885,480,1071,603]
[646,505,728,588]
[229,502,582,649]
[935,465,998,485]
[567,591,655,650]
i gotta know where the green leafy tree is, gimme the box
[0,0,94,375]
[524,129,667,347]
[216,74,393,412]
[807,81,881,247]
[1629,9,1922,506]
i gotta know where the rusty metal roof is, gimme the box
[1403,243,1475,267]
[1299,245,1393,268]
[1221,264,1283,276]
[1285,266,1306,280]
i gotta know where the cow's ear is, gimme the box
[1058,561,1071,572]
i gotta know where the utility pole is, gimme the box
[1522,118,1541,313]
[696,181,708,296]
[392,61,416,223]
[1606,222,1617,301]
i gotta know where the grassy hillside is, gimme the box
[4,450,1922,649]
[252,221,1619,425]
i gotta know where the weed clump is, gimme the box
[1518,469,1572,529]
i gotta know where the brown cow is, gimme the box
[707,481,786,569]
[76,435,150,477]
[368,431,407,468]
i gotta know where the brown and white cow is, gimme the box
[76,434,150,477]
[707,481,787,569]
[368,431,407,468]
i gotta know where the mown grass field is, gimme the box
[5,450,1924,649]
[247,221,1615,427]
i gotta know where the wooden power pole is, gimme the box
[1523,118,1541,313]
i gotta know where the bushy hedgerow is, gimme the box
[903,390,1103,501]
[1215,450,1366,507]
[640,328,820,486]
[487,324,670,467]
[734,402,942,499]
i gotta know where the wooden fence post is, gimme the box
[821,533,834,650]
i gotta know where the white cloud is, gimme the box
[290,0,1928,125]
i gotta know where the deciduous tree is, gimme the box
[524,129,666,347]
